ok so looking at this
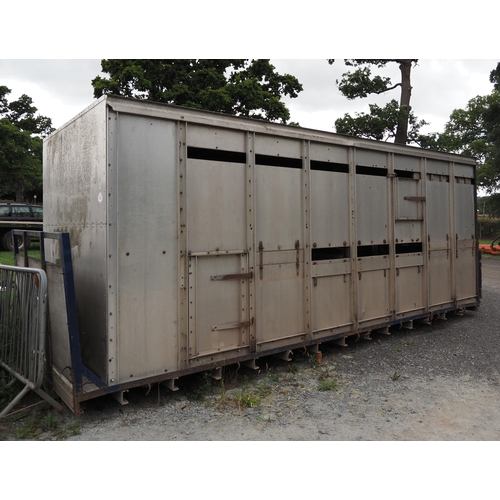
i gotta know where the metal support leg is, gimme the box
[163,378,179,392]
[112,390,129,406]
[243,359,259,371]
[275,350,292,362]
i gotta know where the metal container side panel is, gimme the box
[356,149,387,168]
[426,178,451,249]
[426,159,449,176]
[187,124,246,152]
[310,170,350,247]
[394,154,420,173]
[186,159,247,253]
[255,165,303,251]
[355,174,389,246]
[43,100,109,379]
[113,113,179,383]
[454,182,476,240]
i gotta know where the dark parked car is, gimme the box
[0,203,43,252]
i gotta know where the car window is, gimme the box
[32,206,43,218]
[12,206,31,217]
[0,206,10,217]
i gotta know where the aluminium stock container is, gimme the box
[43,94,479,394]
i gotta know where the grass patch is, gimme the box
[0,241,41,266]
[186,372,213,401]
[317,378,340,392]
[233,390,262,409]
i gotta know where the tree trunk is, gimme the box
[394,60,413,145]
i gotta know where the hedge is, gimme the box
[478,218,500,239]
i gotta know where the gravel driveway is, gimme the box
[63,257,500,441]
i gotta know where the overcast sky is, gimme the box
[1,59,498,137]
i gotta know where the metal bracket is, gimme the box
[404,196,426,202]
[259,241,264,280]
[211,272,253,281]
[212,318,253,332]
[295,240,300,276]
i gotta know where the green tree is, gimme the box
[0,86,54,202]
[328,59,425,145]
[92,59,303,123]
[421,89,500,193]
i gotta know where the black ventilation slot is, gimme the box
[311,161,349,173]
[396,242,423,254]
[187,147,246,164]
[255,154,302,169]
[356,165,388,177]
[395,169,418,179]
[357,244,389,257]
[312,247,350,261]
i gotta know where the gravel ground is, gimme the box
[60,258,500,441]
[2,258,499,442]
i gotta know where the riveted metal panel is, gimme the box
[43,99,109,380]
[114,114,178,383]
[255,134,302,158]
[187,124,246,152]
[394,154,420,172]
[310,142,349,164]
[426,159,449,176]
[356,175,389,245]
[357,267,391,324]
[256,262,305,346]
[456,247,477,301]
[312,273,352,332]
[454,163,475,178]
[454,182,475,239]
[356,149,386,168]
[429,250,453,308]
[396,265,424,316]
[427,179,450,249]
[396,178,422,220]
[311,170,350,247]
[188,254,250,359]
[187,159,247,253]
[255,165,303,251]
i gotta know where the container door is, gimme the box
[355,162,391,326]
[426,169,453,309]
[188,254,251,359]
[185,138,251,363]
[254,135,306,351]
[394,174,425,317]
[454,172,477,303]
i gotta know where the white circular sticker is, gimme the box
[98,192,103,204]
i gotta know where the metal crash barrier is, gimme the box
[0,263,62,417]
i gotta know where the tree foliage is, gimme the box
[0,86,54,202]
[329,59,422,145]
[92,59,303,123]
[421,90,500,193]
